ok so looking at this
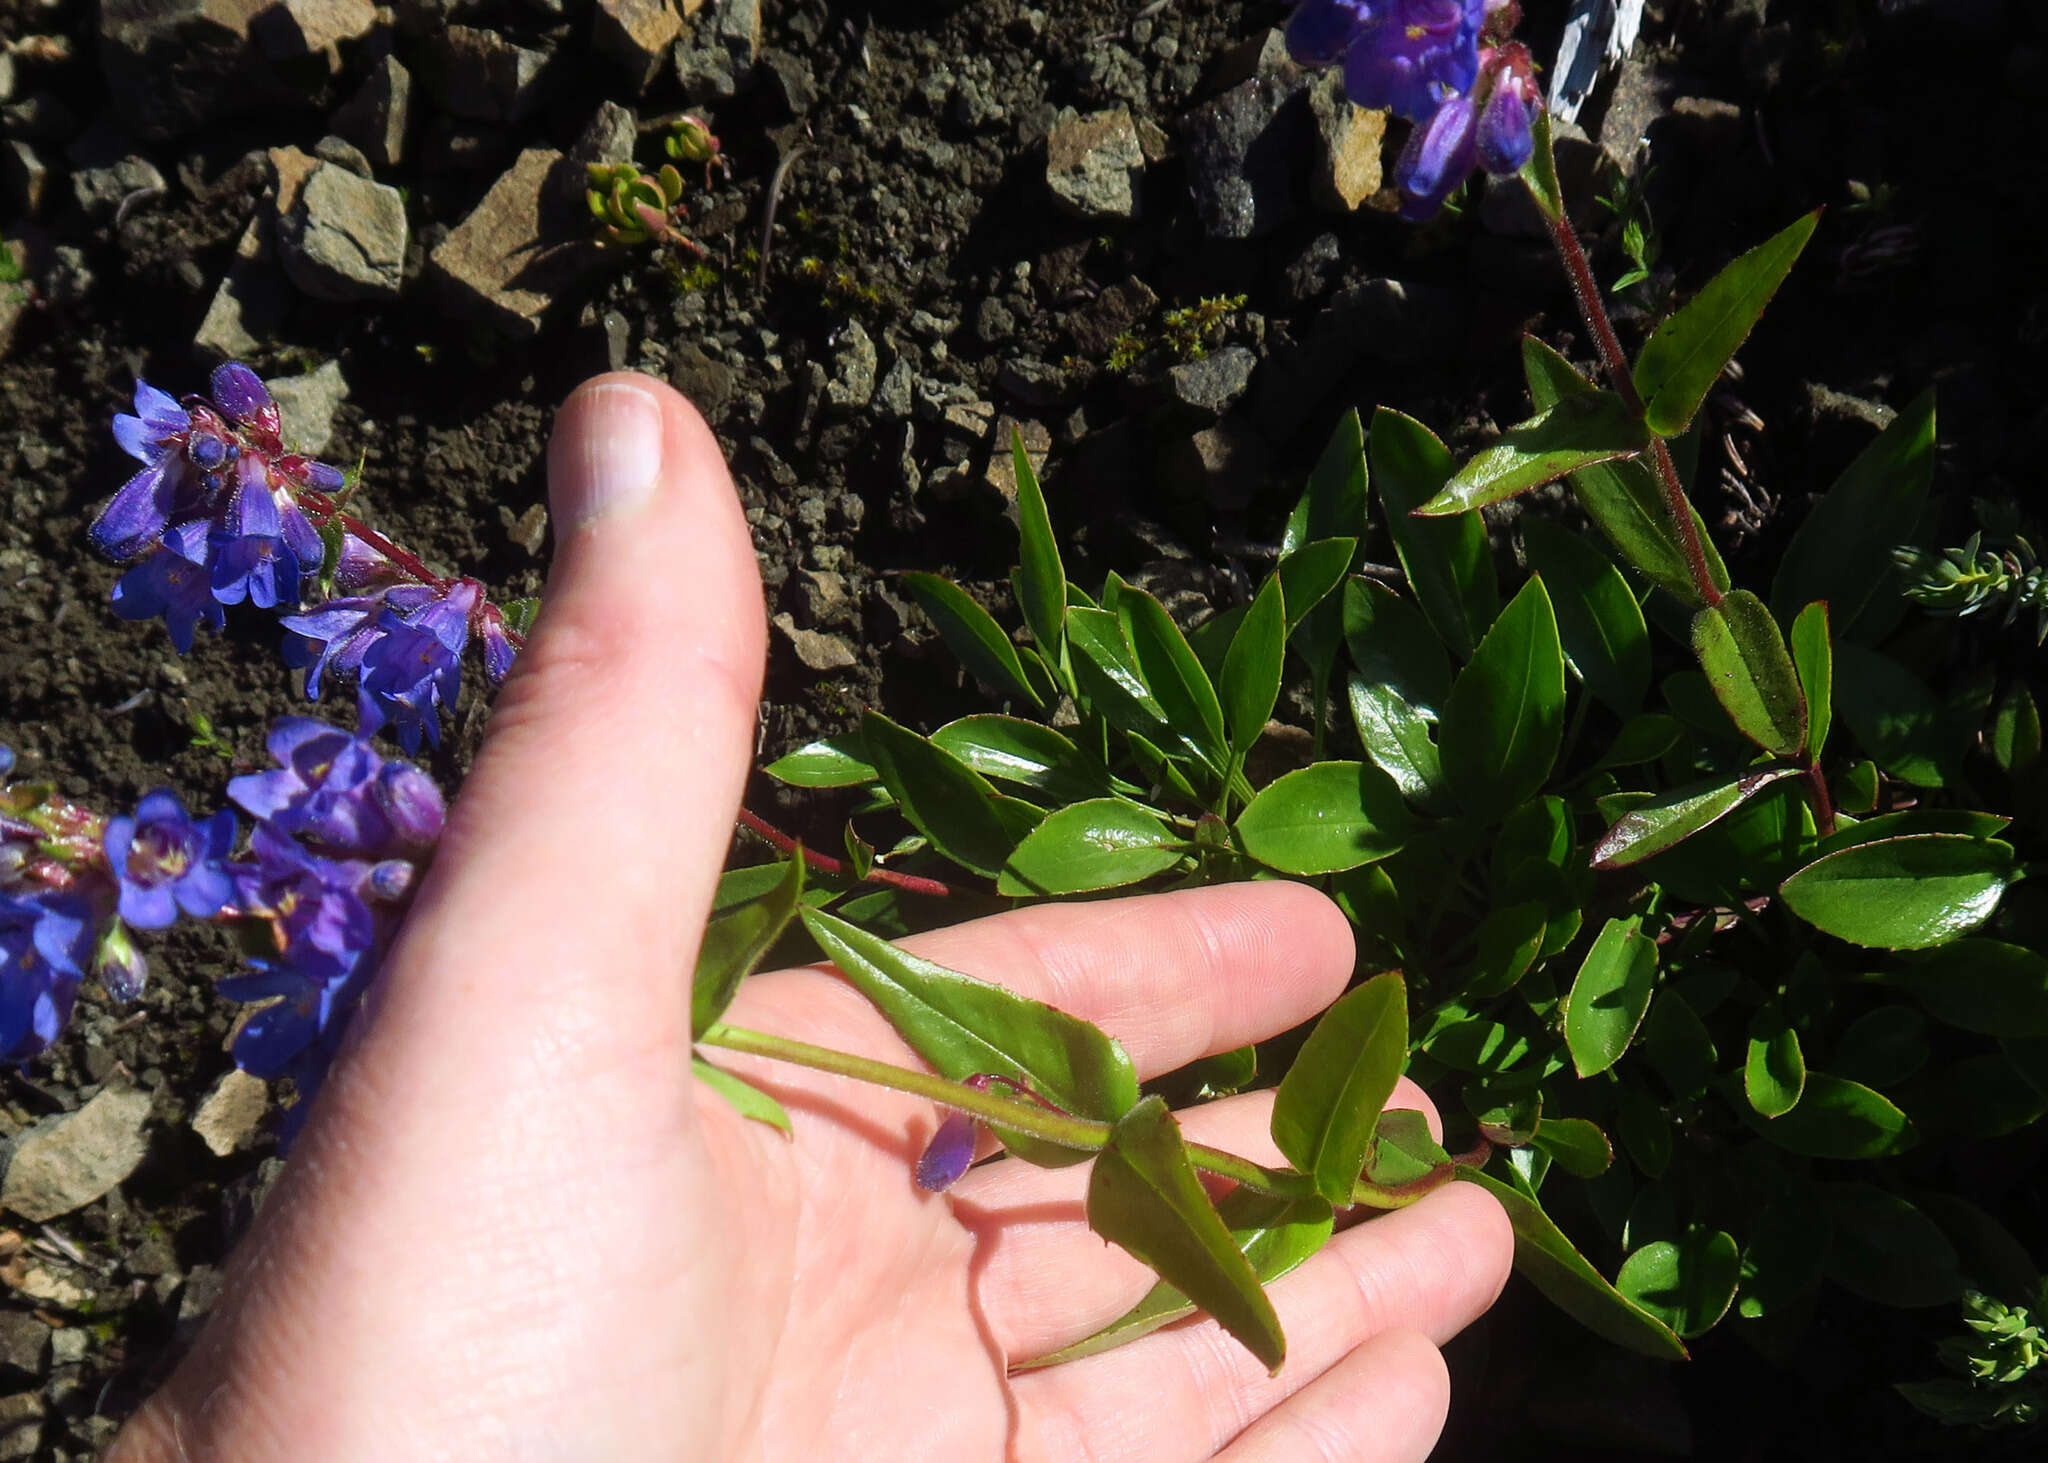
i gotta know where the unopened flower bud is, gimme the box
[210,361,282,442]
[94,920,149,1004]
[368,859,416,902]
[375,763,446,847]
[915,1111,980,1192]
[0,745,13,779]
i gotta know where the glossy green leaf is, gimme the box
[1222,575,1286,757]
[997,799,1181,897]
[1190,1044,1259,1099]
[1833,644,1960,788]
[1272,974,1408,1203]
[1342,577,1451,807]
[1463,900,1549,999]
[1286,411,1371,732]
[929,716,1117,804]
[1617,1230,1741,1337]
[1011,429,1067,664]
[1532,1117,1614,1178]
[1276,538,1356,636]
[1780,834,2013,949]
[1457,1168,1689,1359]
[1370,407,1497,658]
[1815,809,2011,857]
[1236,760,1412,875]
[1893,939,2048,1037]
[1118,584,1227,762]
[1188,605,1245,686]
[1419,393,1651,516]
[1748,1071,1915,1158]
[802,908,1139,1165]
[1690,589,1807,758]
[1639,991,1718,1099]
[1521,517,1650,716]
[1439,576,1566,819]
[1590,763,1800,869]
[1087,1096,1288,1373]
[1991,684,2042,775]
[691,1057,791,1134]
[1021,1189,1333,1369]
[1819,1183,1962,1308]
[1420,1009,1531,1074]
[1771,391,1937,637]
[1522,338,1730,609]
[861,710,1019,878]
[1789,602,1832,760]
[693,853,804,1037]
[1839,758,1880,812]
[1564,916,1659,1078]
[1067,606,1206,766]
[764,734,878,789]
[1465,1071,1541,1146]
[1364,1108,1455,1189]
[1744,1001,1806,1118]
[900,572,1042,707]
[1633,210,1820,437]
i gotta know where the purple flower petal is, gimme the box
[210,363,273,425]
[89,461,175,560]
[915,1111,980,1191]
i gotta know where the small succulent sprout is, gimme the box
[665,115,728,186]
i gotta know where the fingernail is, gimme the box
[553,379,666,531]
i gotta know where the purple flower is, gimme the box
[479,613,519,685]
[211,362,283,444]
[359,581,479,752]
[110,525,225,653]
[1473,54,1537,174]
[281,591,400,699]
[1394,92,1479,218]
[1390,43,1540,218]
[111,379,190,466]
[0,892,91,1062]
[915,1111,980,1192]
[103,789,236,930]
[210,456,303,609]
[90,459,184,561]
[218,954,369,1082]
[228,718,444,856]
[1286,0,1486,123]
[233,823,378,968]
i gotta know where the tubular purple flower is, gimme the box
[0,891,92,1062]
[210,362,281,442]
[1285,0,1378,67]
[103,789,236,930]
[375,763,445,846]
[211,456,303,609]
[1473,43,1538,175]
[1394,91,1479,218]
[1340,0,1484,122]
[479,615,518,685]
[359,581,479,752]
[111,534,225,654]
[234,823,378,966]
[111,380,190,465]
[915,1111,980,1192]
[89,460,180,561]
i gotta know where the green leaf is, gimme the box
[1831,644,1960,789]
[1779,834,2014,949]
[1342,578,1451,807]
[692,853,805,1037]
[1462,900,1549,999]
[1588,713,1684,774]
[764,734,878,789]
[1789,602,1833,760]
[801,907,1139,1165]
[1815,809,2012,857]
[1632,210,1820,437]
[929,716,1117,804]
[997,799,1182,896]
[1370,407,1497,658]
[1617,1086,1672,1178]
[1068,606,1171,732]
[1418,393,1651,516]
[1456,1168,1689,1360]
[1118,584,1227,762]
[1690,589,1807,758]
[1521,338,1730,608]
[1439,576,1566,820]
[1818,1183,1962,1308]
[1222,575,1286,757]
[1892,939,2048,1037]
[691,1057,791,1134]
[1276,538,1356,637]
[1990,684,2042,775]
[861,710,1019,879]
[1521,517,1650,717]
[1286,411,1370,732]
[1744,1001,1806,1118]
[1771,391,1937,638]
[1836,1005,1932,1089]
[1235,760,1412,875]
[1748,1071,1915,1158]
[1087,1096,1288,1374]
[1590,763,1800,869]
[1617,1230,1741,1337]
[1190,1045,1258,1099]
[1639,990,1718,1098]
[900,573,1043,707]
[1271,974,1408,1203]
[1563,916,1660,1078]
[1532,1117,1614,1179]
[1021,1188,1333,1369]
[1011,430,1067,665]
[1517,109,1563,222]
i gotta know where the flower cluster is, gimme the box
[89,363,526,751]
[0,710,443,1139]
[1286,0,1541,218]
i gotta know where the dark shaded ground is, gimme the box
[0,0,2043,1454]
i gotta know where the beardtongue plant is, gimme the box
[9,1,2044,1403]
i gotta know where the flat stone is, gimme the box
[873,357,916,419]
[278,161,406,302]
[0,1085,151,1223]
[984,415,1050,513]
[0,1313,48,1376]
[672,41,736,101]
[1599,52,1674,174]
[1308,74,1386,212]
[195,214,288,361]
[432,26,551,122]
[771,613,857,672]
[1045,106,1143,221]
[667,342,734,416]
[0,143,48,217]
[996,357,1069,407]
[70,153,165,221]
[1179,416,1268,511]
[312,133,371,177]
[258,0,377,59]
[570,101,638,168]
[826,319,877,408]
[1065,276,1157,360]
[593,0,681,94]
[265,361,348,456]
[1167,345,1257,419]
[1182,73,1311,239]
[0,1393,39,1461]
[715,0,762,70]
[331,55,412,169]
[190,1068,270,1157]
[429,148,604,338]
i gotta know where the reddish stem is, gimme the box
[1801,763,1837,838]
[735,807,958,898]
[293,488,526,652]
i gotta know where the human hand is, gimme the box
[109,374,1512,1461]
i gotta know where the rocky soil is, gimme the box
[0,0,2041,1454]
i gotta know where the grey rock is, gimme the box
[37,244,91,305]
[0,1085,151,1223]
[984,415,1050,514]
[429,148,602,337]
[1665,97,1744,157]
[189,1068,269,1158]
[667,342,735,416]
[278,162,406,302]
[949,76,1002,129]
[258,0,378,58]
[571,101,638,168]
[1804,382,1897,432]
[759,49,815,114]
[432,26,551,122]
[313,133,372,177]
[70,153,165,220]
[1599,52,1673,174]
[0,92,75,143]
[98,0,349,140]
[827,319,878,409]
[1205,26,1298,92]
[772,613,857,671]
[716,0,762,70]
[0,142,49,217]
[1183,74,1311,239]
[47,1327,85,1366]
[0,1312,49,1376]
[874,356,917,419]
[1167,345,1257,419]
[331,55,413,169]
[266,360,349,456]
[1178,417,1268,511]
[975,297,1015,345]
[941,399,997,442]
[1308,74,1387,212]
[175,1264,225,1342]
[0,1393,39,1461]
[1045,106,1144,221]
[601,308,632,372]
[672,42,737,102]
[593,0,682,94]
[195,215,288,361]
[997,357,1069,407]
[1066,276,1158,360]
[0,50,12,106]
[417,119,518,175]
[1284,232,1341,304]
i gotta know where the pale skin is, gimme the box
[109,375,1514,1462]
